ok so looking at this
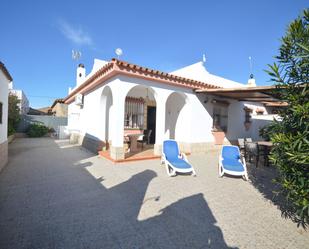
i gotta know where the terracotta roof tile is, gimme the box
[64,58,220,104]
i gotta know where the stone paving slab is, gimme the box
[0,138,308,249]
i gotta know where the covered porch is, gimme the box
[99,82,191,161]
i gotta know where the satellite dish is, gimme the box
[72,50,81,60]
[115,48,123,59]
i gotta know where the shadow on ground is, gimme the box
[0,138,236,249]
[247,160,307,229]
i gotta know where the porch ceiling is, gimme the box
[195,85,288,106]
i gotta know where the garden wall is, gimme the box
[17,115,67,132]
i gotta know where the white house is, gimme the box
[9,83,29,114]
[64,58,278,161]
[0,62,13,171]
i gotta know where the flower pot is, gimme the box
[212,131,225,145]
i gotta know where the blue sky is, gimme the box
[1,1,307,108]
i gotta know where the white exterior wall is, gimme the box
[187,94,214,143]
[68,76,276,150]
[227,101,271,141]
[0,72,9,143]
[67,75,218,147]
[67,69,276,157]
[67,77,116,140]
[116,76,214,145]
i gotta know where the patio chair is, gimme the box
[237,138,245,155]
[137,130,152,149]
[245,142,259,167]
[161,140,196,177]
[219,145,248,181]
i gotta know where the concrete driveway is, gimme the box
[0,138,308,249]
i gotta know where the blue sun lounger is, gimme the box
[219,145,248,180]
[161,140,196,177]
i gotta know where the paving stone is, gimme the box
[0,138,308,249]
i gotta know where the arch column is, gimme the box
[154,91,170,155]
[109,89,126,160]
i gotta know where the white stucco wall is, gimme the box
[227,101,271,141]
[67,73,275,149]
[67,75,217,147]
[0,72,9,143]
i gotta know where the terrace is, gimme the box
[0,137,307,248]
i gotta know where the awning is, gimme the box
[195,86,288,106]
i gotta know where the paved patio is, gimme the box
[0,138,308,249]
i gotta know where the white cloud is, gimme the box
[58,19,93,46]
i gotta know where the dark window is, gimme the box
[244,107,253,123]
[212,105,228,132]
[0,102,3,124]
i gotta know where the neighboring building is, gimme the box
[64,57,280,160]
[0,62,13,171]
[27,107,51,115]
[9,83,30,114]
[49,99,68,117]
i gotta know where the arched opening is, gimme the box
[124,85,157,155]
[165,92,187,140]
[100,86,113,147]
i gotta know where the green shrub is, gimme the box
[8,126,15,136]
[8,94,20,135]
[265,9,309,225]
[259,122,278,141]
[27,123,49,137]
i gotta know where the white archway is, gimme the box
[99,86,113,144]
[124,85,157,144]
[165,92,188,140]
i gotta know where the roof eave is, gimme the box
[0,62,13,82]
[64,58,220,104]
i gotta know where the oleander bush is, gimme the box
[27,123,49,137]
[265,9,309,225]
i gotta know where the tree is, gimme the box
[265,9,309,225]
[8,93,20,135]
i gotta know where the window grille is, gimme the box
[124,97,144,128]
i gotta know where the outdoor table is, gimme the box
[257,141,273,166]
[257,141,273,147]
[126,133,143,152]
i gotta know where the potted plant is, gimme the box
[211,127,225,145]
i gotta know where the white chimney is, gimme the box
[247,74,256,87]
[76,63,86,86]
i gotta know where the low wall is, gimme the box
[0,140,8,172]
[17,115,67,132]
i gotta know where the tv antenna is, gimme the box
[248,56,254,78]
[72,50,82,61]
[115,48,123,59]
